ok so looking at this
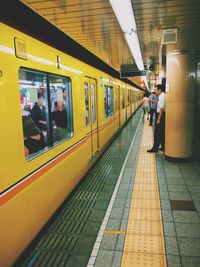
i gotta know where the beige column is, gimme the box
[165,50,196,160]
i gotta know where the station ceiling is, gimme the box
[21,0,200,88]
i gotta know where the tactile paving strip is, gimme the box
[121,120,166,267]
[127,220,162,236]
[133,190,159,200]
[128,209,161,221]
[129,209,161,221]
[122,252,166,267]
[134,183,158,191]
[131,198,160,209]
[124,234,164,254]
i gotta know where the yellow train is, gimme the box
[0,22,143,266]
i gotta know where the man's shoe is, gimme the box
[147,148,158,153]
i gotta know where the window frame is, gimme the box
[84,82,89,127]
[19,67,74,161]
[104,85,114,118]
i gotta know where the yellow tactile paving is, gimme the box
[131,198,160,209]
[134,183,158,191]
[134,175,157,181]
[121,252,166,267]
[121,119,166,267]
[133,190,159,199]
[124,234,164,254]
[129,209,161,221]
[127,220,162,236]
[134,178,156,182]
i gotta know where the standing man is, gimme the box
[147,84,166,152]
[149,91,158,126]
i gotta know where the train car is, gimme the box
[0,22,142,266]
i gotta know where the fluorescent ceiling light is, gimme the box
[109,0,144,71]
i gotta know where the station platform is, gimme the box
[15,110,200,267]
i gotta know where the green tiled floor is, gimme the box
[156,154,200,267]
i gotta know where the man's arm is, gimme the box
[157,108,164,124]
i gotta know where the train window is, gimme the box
[127,90,130,106]
[84,82,89,127]
[132,92,134,103]
[19,68,73,160]
[19,69,49,159]
[49,75,73,145]
[91,83,96,123]
[122,89,125,109]
[116,87,120,112]
[104,85,113,117]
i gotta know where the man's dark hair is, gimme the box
[156,84,164,91]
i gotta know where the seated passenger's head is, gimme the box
[52,110,67,128]
[22,116,41,138]
[37,94,45,106]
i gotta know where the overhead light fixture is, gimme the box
[109,0,144,71]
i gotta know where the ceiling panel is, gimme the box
[22,0,133,68]
[133,0,200,64]
[21,0,200,89]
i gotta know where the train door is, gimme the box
[85,77,98,160]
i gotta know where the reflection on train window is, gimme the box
[49,74,73,145]
[115,87,119,112]
[104,85,113,117]
[91,83,96,123]
[122,89,125,109]
[132,92,134,103]
[127,90,130,106]
[84,82,89,127]
[19,68,73,160]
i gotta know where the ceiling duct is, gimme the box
[162,28,177,45]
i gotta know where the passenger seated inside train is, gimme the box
[22,115,47,156]
[52,109,68,142]
[30,94,47,131]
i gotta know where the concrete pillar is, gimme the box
[165,50,196,161]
